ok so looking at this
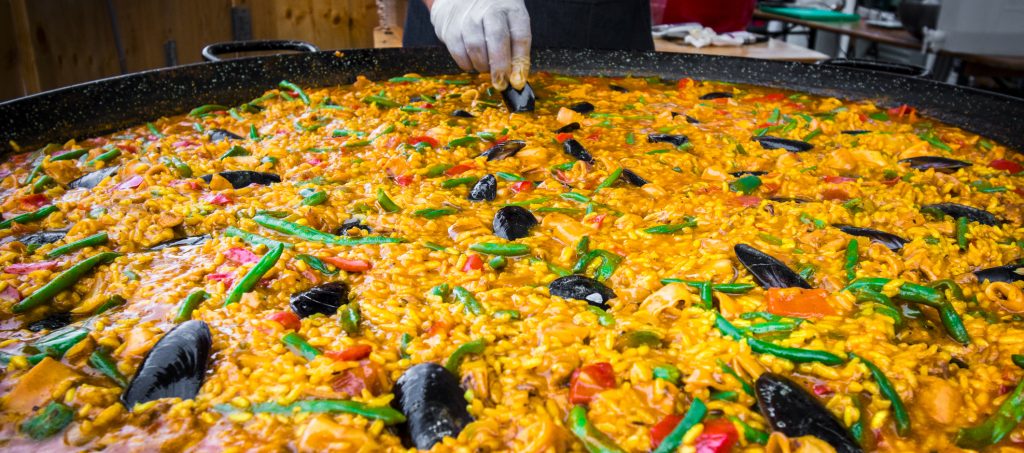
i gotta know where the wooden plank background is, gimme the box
[0,0,406,101]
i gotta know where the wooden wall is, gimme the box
[0,0,397,101]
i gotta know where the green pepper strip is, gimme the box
[445,339,486,372]
[30,175,54,194]
[452,286,484,315]
[741,322,799,335]
[13,252,122,313]
[470,243,530,256]
[361,95,399,108]
[146,122,165,138]
[223,226,293,249]
[0,205,58,230]
[301,191,328,206]
[189,104,228,116]
[930,279,965,301]
[340,305,361,335]
[224,243,283,306]
[715,314,845,365]
[717,359,755,396]
[252,214,403,246]
[376,188,401,212]
[852,288,903,329]
[495,172,524,181]
[89,348,129,387]
[30,325,89,361]
[652,364,681,385]
[281,331,321,361]
[504,197,550,207]
[86,148,121,166]
[956,377,1024,449]
[644,218,697,234]
[956,217,969,251]
[174,290,211,323]
[447,136,480,147]
[586,305,615,327]
[216,399,405,424]
[488,256,507,269]
[50,149,88,162]
[845,277,969,344]
[441,177,478,188]
[660,279,756,294]
[45,232,109,259]
[572,249,623,282]
[94,295,126,315]
[20,402,74,440]
[594,168,623,192]
[844,239,859,282]
[651,399,708,453]
[576,236,590,256]
[727,416,770,445]
[278,80,310,105]
[699,281,713,309]
[414,208,458,219]
[729,175,762,195]
[850,353,910,436]
[568,405,627,453]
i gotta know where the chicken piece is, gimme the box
[540,213,589,245]
[329,360,388,398]
[298,415,376,452]
[917,376,961,425]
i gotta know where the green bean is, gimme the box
[850,353,910,436]
[30,325,89,361]
[1014,354,1024,370]
[278,80,310,105]
[956,217,969,251]
[13,252,122,313]
[94,295,126,315]
[44,232,108,259]
[376,188,401,212]
[86,148,121,166]
[661,279,756,294]
[295,254,337,276]
[844,239,859,281]
[652,364,681,385]
[252,214,403,246]
[20,402,74,439]
[224,243,283,306]
[711,391,738,401]
[956,377,1024,449]
[159,156,193,177]
[30,175,54,194]
[594,168,623,192]
[930,279,965,301]
[493,309,520,320]
[488,255,507,270]
[189,104,228,116]
[223,226,293,249]
[586,305,615,327]
[428,283,451,301]
[361,95,400,108]
[425,164,453,177]
[717,359,755,396]
[441,176,478,188]
[300,190,328,206]
[845,277,944,306]
[643,218,697,234]
[445,339,486,372]
[0,205,58,230]
[699,281,713,309]
[216,399,405,424]
[852,288,903,328]
[281,331,321,361]
[229,108,245,121]
[495,171,524,181]
[447,136,480,147]
[452,286,484,315]
[569,405,627,453]
[727,416,770,445]
[470,243,530,256]
[399,333,413,359]
[652,398,707,453]
[572,249,623,282]
[504,196,551,207]
[174,290,210,323]
[414,208,458,219]
[49,149,88,162]
[576,236,590,257]
[389,76,422,83]
[739,311,805,324]
[561,192,591,203]
[146,122,165,138]
[89,348,129,387]
[715,314,844,365]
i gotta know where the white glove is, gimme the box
[429,0,531,90]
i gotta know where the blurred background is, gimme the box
[0,0,1021,101]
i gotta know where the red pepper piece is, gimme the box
[462,254,483,271]
[510,181,533,193]
[695,418,739,453]
[325,344,373,362]
[320,257,372,272]
[445,163,475,176]
[650,414,684,449]
[990,159,1023,174]
[555,133,573,143]
[267,311,301,331]
[569,362,616,404]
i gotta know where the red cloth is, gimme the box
[661,0,756,33]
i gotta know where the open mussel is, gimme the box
[493,206,537,241]
[1,229,68,247]
[621,169,648,187]
[753,136,814,152]
[290,282,350,318]
[393,363,473,450]
[756,373,862,453]
[336,218,372,236]
[148,235,210,251]
[568,102,595,114]
[68,165,120,190]
[468,174,497,202]
[502,83,535,113]
[549,275,616,310]
[206,128,243,142]
[700,92,733,100]
[555,122,580,134]
[834,225,908,251]
[563,139,595,164]
[730,171,768,177]
[974,264,1024,283]
[480,140,525,161]
[121,320,212,408]
[841,130,870,135]
[669,112,700,124]
[899,156,972,173]
[647,134,689,147]
[921,202,1000,226]
[735,244,811,289]
[200,171,281,189]
[451,109,475,118]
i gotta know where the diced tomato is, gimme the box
[822,175,856,184]
[19,194,50,208]
[320,257,372,272]
[555,133,573,143]
[586,214,607,229]
[990,159,1023,174]
[330,359,387,397]
[695,418,739,453]
[732,195,761,207]
[224,247,258,264]
[677,78,694,90]
[813,383,833,396]
[445,163,475,176]
[407,136,439,148]
[746,93,785,103]
[766,288,835,318]
[510,181,533,193]
[821,187,850,201]
[325,344,372,362]
[4,261,59,275]
[204,193,232,205]
[267,311,301,331]
[462,254,483,271]
[650,414,684,449]
[425,320,452,338]
[569,362,616,404]
[394,174,414,187]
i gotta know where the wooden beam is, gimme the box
[9,0,40,94]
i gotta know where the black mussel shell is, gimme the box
[555,122,581,134]
[756,373,862,453]
[393,363,473,450]
[609,84,629,93]
[700,92,733,100]
[975,264,1024,283]
[68,166,120,190]
[899,156,972,173]
[121,320,212,408]
[647,134,689,147]
[480,140,526,161]
[549,275,617,310]
[670,112,700,124]
[841,130,870,135]
[834,225,908,251]
[568,102,595,115]
[502,82,535,113]
[563,139,595,164]
[336,218,372,236]
[408,95,424,103]
[468,174,497,202]
[735,244,811,289]
[451,109,475,118]
[768,197,810,204]
[289,282,349,318]
[730,171,768,177]
[753,136,814,152]
[27,312,72,332]
[148,235,210,251]
[493,206,537,240]
[621,169,648,187]
[1,229,68,247]
[921,202,1000,226]
[200,171,281,189]
[206,128,243,142]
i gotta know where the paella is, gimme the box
[0,71,1022,452]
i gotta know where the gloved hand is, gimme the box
[428,0,531,90]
